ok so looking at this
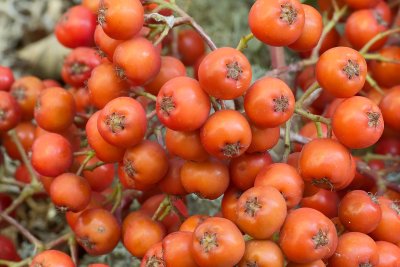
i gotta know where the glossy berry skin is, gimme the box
[236,186,287,239]
[338,190,382,234]
[94,25,123,61]
[329,232,379,267]
[345,9,388,52]
[0,235,20,263]
[34,87,76,133]
[200,110,252,159]
[288,4,323,52]
[0,91,21,132]
[119,140,169,187]
[162,231,198,267]
[86,111,125,163]
[370,46,400,88]
[74,208,121,256]
[97,97,147,148]
[376,241,400,267]
[316,47,367,98]
[298,138,355,191]
[255,163,304,209]
[379,86,400,131]
[30,250,74,267]
[332,96,384,149]
[122,211,166,258]
[97,0,144,40]
[87,62,129,109]
[198,47,252,100]
[61,47,101,87]
[177,29,205,66]
[345,0,380,10]
[249,0,305,46]
[370,197,400,244]
[10,76,44,121]
[2,122,35,161]
[31,133,73,177]
[50,173,91,212]
[230,152,273,191]
[0,66,14,91]
[244,77,295,128]
[165,129,209,162]
[280,208,338,263]
[144,56,186,96]
[113,37,161,86]
[180,158,230,200]
[140,242,164,267]
[238,240,284,267]
[55,5,96,48]
[191,217,245,267]
[81,157,114,192]
[156,77,211,131]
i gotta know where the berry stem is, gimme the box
[83,161,106,172]
[296,81,320,108]
[46,232,73,249]
[73,150,95,157]
[363,53,400,64]
[311,5,348,59]
[236,33,254,51]
[154,25,170,46]
[169,197,187,222]
[111,182,123,214]
[146,0,217,50]
[366,74,385,95]
[0,212,44,251]
[282,119,292,162]
[315,121,323,138]
[294,108,331,125]
[76,150,95,176]
[146,110,157,120]
[360,27,400,54]
[134,90,157,101]
[1,184,42,220]
[68,235,78,266]
[0,257,32,267]
[265,57,316,77]
[152,195,170,221]
[363,153,400,162]
[0,177,25,188]
[279,128,311,144]
[8,129,39,184]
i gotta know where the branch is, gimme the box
[111,182,123,214]
[8,129,38,184]
[46,232,72,249]
[360,27,400,54]
[68,235,78,266]
[268,46,288,81]
[0,213,44,251]
[146,0,217,50]
[76,150,95,176]
[265,58,316,78]
[282,119,292,162]
[236,33,254,51]
[311,5,348,59]
[279,128,311,144]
